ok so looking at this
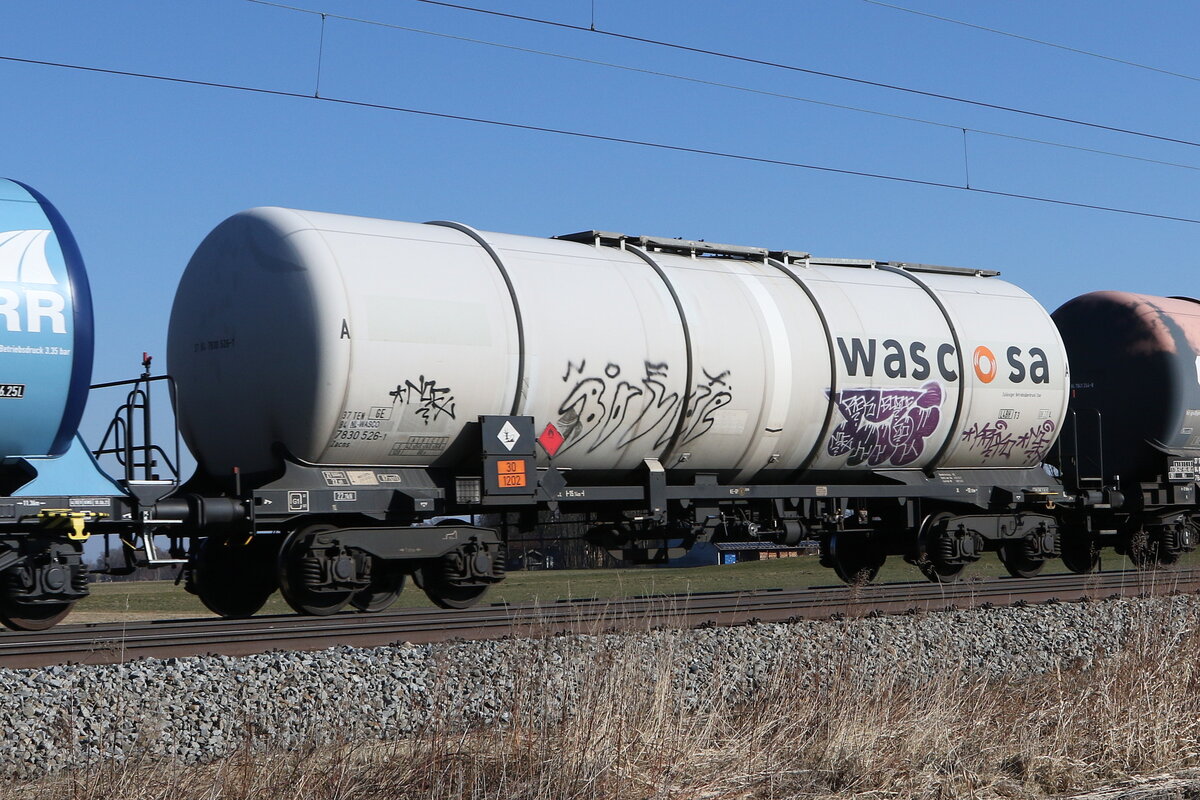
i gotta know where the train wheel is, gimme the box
[192,537,276,619]
[998,541,1045,579]
[351,562,406,613]
[415,520,493,609]
[827,532,885,584]
[0,601,72,631]
[419,565,490,609]
[1124,523,1165,568]
[1061,534,1100,574]
[915,512,966,584]
[277,525,354,616]
[1155,548,1181,566]
[916,561,965,583]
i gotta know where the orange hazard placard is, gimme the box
[497,459,527,488]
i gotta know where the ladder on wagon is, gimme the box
[91,353,186,567]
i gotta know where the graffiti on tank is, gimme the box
[615,362,685,449]
[556,360,661,454]
[553,360,732,455]
[676,368,733,447]
[960,418,1057,461]
[389,375,457,424]
[826,382,943,467]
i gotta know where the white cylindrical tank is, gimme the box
[167,208,1069,482]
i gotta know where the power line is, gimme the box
[243,0,1200,175]
[4,51,1200,226]
[860,0,1200,84]
[320,0,1200,151]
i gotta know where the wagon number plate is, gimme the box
[497,459,527,488]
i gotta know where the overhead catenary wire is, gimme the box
[4,51,1200,226]
[860,0,1200,85]
[239,1,1200,175]
[254,0,1200,151]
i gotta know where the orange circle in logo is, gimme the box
[973,345,997,383]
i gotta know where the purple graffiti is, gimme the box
[827,382,943,467]
[960,418,1057,462]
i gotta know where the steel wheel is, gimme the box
[192,536,277,618]
[418,520,498,609]
[916,561,966,583]
[915,512,966,584]
[1155,542,1182,566]
[1061,533,1100,574]
[827,532,885,584]
[351,562,406,613]
[0,601,72,631]
[277,525,354,616]
[419,565,490,609]
[1124,522,1166,568]
[998,541,1045,579]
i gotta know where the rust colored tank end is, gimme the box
[1065,290,1200,357]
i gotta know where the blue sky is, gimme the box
[3,0,1199,448]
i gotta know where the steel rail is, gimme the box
[1,568,1196,668]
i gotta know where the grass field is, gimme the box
[70,547,1176,624]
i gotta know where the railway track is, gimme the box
[2,568,1197,668]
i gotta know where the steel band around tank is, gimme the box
[765,257,839,475]
[877,264,967,473]
[425,221,527,417]
[622,243,694,466]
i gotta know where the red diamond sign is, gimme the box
[538,422,565,457]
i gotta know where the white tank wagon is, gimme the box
[167,209,1068,482]
[165,209,1074,597]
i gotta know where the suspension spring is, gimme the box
[442,550,467,582]
[4,568,29,593]
[933,532,957,564]
[72,565,89,594]
[491,543,507,579]
[299,556,324,588]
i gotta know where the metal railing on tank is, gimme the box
[91,353,182,491]
[90,353,188,572]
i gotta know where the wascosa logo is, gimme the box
[836,338,1051,384]
[0,230,68,334]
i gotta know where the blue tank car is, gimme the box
[0,179,93,490]
[0,181,102,631]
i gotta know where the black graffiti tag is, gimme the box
[676,368,733,447]
[619,361,682,449]
[390,375,457,424]
[554,360,731,455]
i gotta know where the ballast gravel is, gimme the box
[1,593,1198,778]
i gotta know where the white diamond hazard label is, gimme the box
[497,420,520,451]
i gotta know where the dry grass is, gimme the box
[7,603,1200,800]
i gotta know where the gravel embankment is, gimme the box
[1,593,1198,778]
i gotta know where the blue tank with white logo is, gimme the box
[0,179,93,474]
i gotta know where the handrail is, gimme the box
[90,360,182,486]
